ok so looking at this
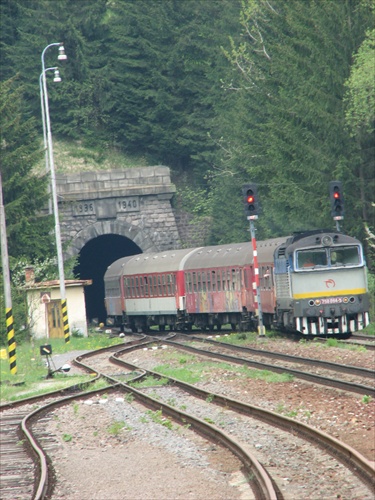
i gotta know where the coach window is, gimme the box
[157,275,162,295]
[231,269,236,290]
[211,271,216,291]
[197,272,201,292]
[207,271,211,291]
[192,272,197,292]
[264,267,271,289]
[227,269,231,290]
[217,271,221,291]
[167,274,172,295]
[162,275,167,295]
[152,276,157,296]
[202,271,207,292]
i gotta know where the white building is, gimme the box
[24,267,92,339]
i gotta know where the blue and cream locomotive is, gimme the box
[274,230,370,334]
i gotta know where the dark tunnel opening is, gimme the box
[74,234,141,325]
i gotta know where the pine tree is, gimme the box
[0,78,54,260]
[209,0,374,243]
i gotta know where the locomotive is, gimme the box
[104,229,370,335]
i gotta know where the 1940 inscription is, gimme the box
[117,197,139,212]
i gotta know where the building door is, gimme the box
[47,300,64,338]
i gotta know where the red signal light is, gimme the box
[247,195,255,203]
[333,192,340,199]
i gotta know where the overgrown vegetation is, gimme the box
[0,332,120,403]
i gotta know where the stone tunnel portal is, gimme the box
[74,234,141,325]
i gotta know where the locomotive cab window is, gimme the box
[330,246,361,267]
[296,249,327,270]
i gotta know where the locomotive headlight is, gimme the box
[308,300,315,306]
[314,299,321,306]
[349,296,355,303]
[322,235,333,246]
[343,297,349,304]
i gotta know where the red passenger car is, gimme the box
[104,238,284,332]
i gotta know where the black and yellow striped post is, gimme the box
[61,299,70,343]
[6,307,17,374]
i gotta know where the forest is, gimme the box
[0,0,374,341]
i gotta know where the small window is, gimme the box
[162,274,167,295]
[193,272,197,292]
[158,275,162,295]
[211,271,216,291]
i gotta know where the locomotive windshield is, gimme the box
[296,245,362,270]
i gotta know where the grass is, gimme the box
[322,338,367,351]
[130,376,169,389]
[0,332,121,403]
[34,137,150,175]
[152,356,294,385]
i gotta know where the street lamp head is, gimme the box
[58,45,67,61]
[53,69,62,82]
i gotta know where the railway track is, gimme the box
[0,374,110,500]
[168,333,375,397]
[79,340,374,498]
[1,337,374,499]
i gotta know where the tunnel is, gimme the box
[74,234,141,325]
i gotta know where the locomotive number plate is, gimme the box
[318,297,343,305]
[117,197,140,212]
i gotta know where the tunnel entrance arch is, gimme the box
[74,234,142,325]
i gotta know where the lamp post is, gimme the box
[41,42,70,343]
[39,67,61,214]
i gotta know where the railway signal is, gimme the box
[242,183,261,219]
[329,181,344,220]
[242,183,265,336]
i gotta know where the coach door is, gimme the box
[47,300,64,338]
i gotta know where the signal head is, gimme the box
[329,181,344,220]
[242,183,260,219]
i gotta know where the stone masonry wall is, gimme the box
[56,167,181,257]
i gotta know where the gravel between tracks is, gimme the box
[43,337,374,499]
